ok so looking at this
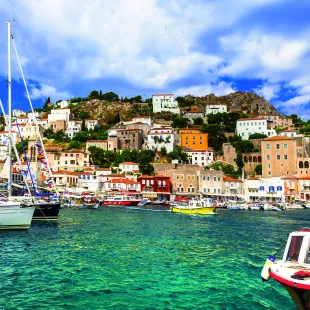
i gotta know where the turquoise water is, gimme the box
[0,208,309,309]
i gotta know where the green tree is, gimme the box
[232,140,255,153]
[67,140,83,150]
[72,131,90,142]
[43,97,51,110]
[249,133,268,139]
[172,115,188,128]
[102,92,119,102]
[43,127,54,138]
[160,147,167,156]
[193,117,204,126]
[15,138,29,158]
[167,146,188,163]
[255,164,262,175]
[88,90,100,100]
[201,124,227,151]
[54,130,70,142]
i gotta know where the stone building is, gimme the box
[200,169,224,196]
[116,129,143,150]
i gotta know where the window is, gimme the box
[214,176,216,181]
[207,177,210,181]
[218,177,220,181]
[286,236,304,262]
[277,155,280,160]
[192,188,194,192]
[266,144,270,150]
[284,155,288,160]
[284,144,288,149]
[267,155,270,160]
[276,144,280,149]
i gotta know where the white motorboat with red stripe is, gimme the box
[262,228,310,310]
[103,195,141,206]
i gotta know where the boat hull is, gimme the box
[0,206,35,230]
[32,203,61,221]
[103,200,140,206]
[270,267,310,310]
[171,206,216,215]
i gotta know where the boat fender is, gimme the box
[261,255,275,282]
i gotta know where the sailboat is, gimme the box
[0,20,35,229]
[6,21,61,221]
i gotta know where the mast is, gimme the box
[7,20,12,196]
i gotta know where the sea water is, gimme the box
[0,208,309,309]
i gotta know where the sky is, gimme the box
[0,0,309,118]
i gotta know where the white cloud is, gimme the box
[175,81,236,97]
[220,32,310,78]
[254,82,281,100]
[29,83,71,102]
[0,0,292,92]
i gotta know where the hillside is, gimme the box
[188,91,280,115]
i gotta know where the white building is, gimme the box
[132,116,152,127]
[187,150,214,166]
[279,130,301,138]
[146,127,175,153]
[12,109,25,117]
[15,115,28,125]
[0,130,17,145]
[27,112,42,125]
[37,118,49,128]
[118,162,140,174]
[108,129,118,137]
[102,178,141,193]
[59,100,69,108]
[152,94,180,114]
[0,144,8,160]
[236,117,277,140]
[223,176,243,196]
[85,119,99,130]
[48,108,71,123]
[243,177,284,202]
[65,120,81,138]
[206,104,227,115]
[10,124,43,140]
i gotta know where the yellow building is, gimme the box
[179,128,208,150]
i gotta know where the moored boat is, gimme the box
[171,198,216,215]
[261,228,310,310]
[103,195,141,206]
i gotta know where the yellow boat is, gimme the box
[171,198,216,215]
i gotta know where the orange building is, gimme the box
[282,176,299,202]
[179,127,208,151]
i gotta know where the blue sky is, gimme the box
[0,0,309,118]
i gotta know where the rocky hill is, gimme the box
[187,91,280,115]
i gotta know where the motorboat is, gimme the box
[150,199,170,206]
[171,198,216,215]
[227,205,245,210]
[103,195,141,206]
[261,228,310,310]
[138,199,152,207]
[247,203,261,211]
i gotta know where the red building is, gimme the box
[137,175,171,200]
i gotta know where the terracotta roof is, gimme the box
[137,175,154,179]
[238,117,265,121]
[263,136,296,141]
[119,162,137,165]
[298,176,310,180]
[53,170,92,175]
[248,177,260,180]
[86,140,107,142]
[117,128,142,132]
[282,176,298,179]
[282,129,296,132]
[84,167,93,171]
[223,176,242,182]
[105,178,139,184]
[97,168,111,171]
[39,118,48,120]
[186,110,204,113]
[106,174,125,177]
[152,94,173,96]
[17,116,28,119]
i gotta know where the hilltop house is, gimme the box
[152,94,180,114]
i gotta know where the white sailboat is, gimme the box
[0,20,34,229]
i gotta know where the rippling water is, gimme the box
[0,208,309,309]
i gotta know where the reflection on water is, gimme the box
[0,208,309,309]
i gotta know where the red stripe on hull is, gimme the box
[103,201,140,206]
